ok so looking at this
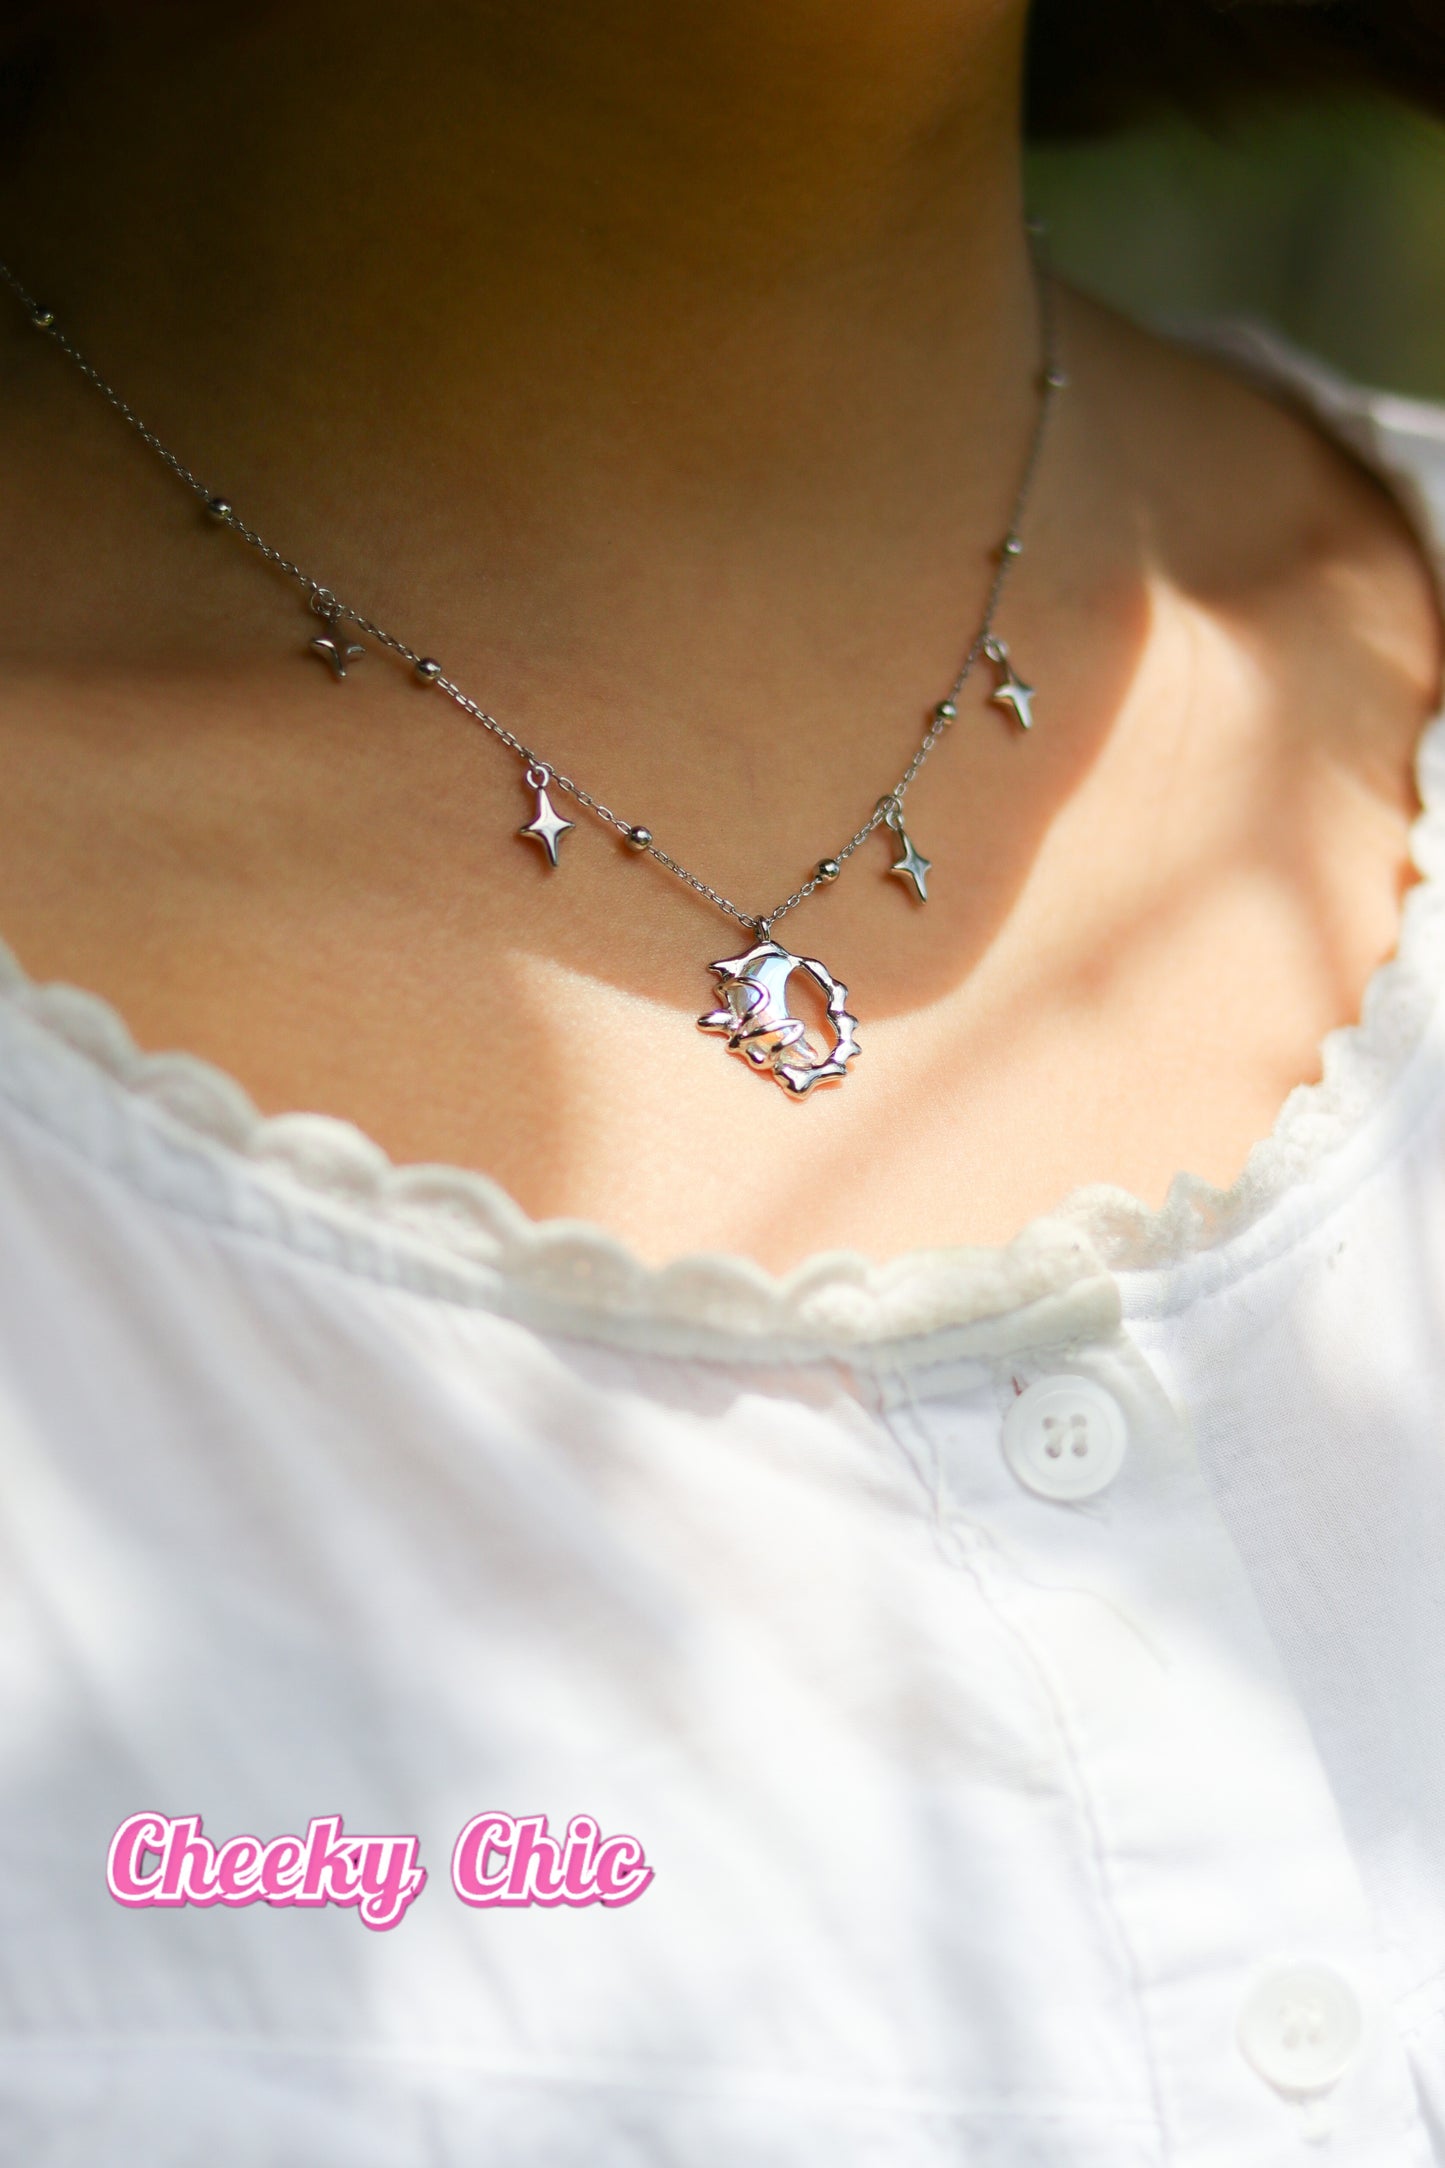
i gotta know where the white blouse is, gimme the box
[2,324,1445,2168]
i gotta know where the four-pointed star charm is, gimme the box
[309,602,365,679]
[519,766,575,866]
[887,827,932,902]
[985,638,1035,731]
[881,797,932,902]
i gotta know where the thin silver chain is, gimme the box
[0,239,1063,940]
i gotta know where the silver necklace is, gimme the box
[0,242,1065,1098]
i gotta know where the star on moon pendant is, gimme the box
[693,795,944,1092]
[698,942,861,1096]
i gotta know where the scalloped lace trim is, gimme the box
[0,322,1443,1349]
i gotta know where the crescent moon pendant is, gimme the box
[696,941,861,1094]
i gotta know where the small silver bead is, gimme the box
[414,656,443,683]
[29,305,54,330]
[934,699,958,723]
[1044,367,1070,391]
[817,857,841,882]
[205,495,234,523]
[1002,534,1025,557]
[624,825,653,851]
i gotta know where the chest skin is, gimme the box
[0,305,1437,1273]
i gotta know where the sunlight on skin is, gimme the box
[497,569,1425,1273]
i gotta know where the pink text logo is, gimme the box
[107,1812,426,1932]
[451,1811,653,1907]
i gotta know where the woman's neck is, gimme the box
[0,8,1438,1269]
[0,0,1040,643]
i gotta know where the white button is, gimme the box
[1000,1374,1129,1500]
[1236,1962,1364,2095]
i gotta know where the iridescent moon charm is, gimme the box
[698,941,860,1095]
